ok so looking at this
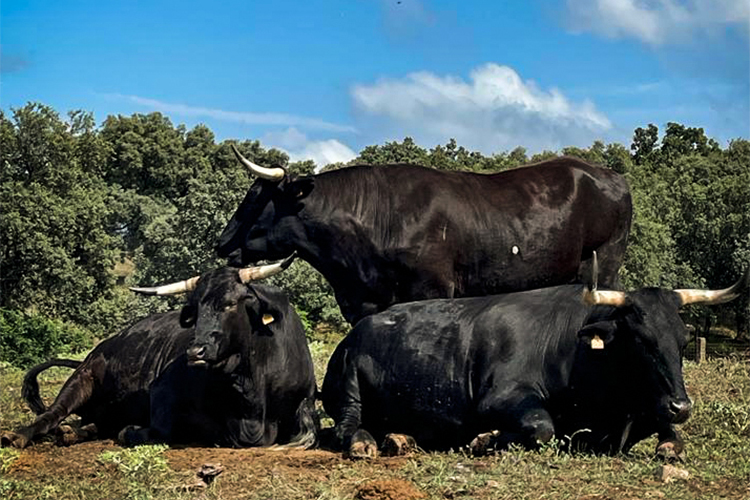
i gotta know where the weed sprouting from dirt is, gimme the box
[98,445,172,500]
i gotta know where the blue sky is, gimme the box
[2,0,748,167]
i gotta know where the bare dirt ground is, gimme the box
[5,439,430,500]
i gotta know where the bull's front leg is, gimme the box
[473,390,556,454]
[335,364,378,459]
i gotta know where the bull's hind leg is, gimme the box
[1,366,97,448]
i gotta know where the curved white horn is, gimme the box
[582,251,628,306]
[238,253,296,283]
[130,276,200,296]
[231,144,286,181]
[582,289,629,307]
[675,268,749,306]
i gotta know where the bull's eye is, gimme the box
[224,303,237,312]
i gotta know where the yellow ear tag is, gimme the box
[591,335,604,350]
[262,314,275,326]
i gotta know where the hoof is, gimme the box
[381,433,418,457]
[56,421,98,446]
[1,432,29,449]
[656,439,684,462]
[469,430,500,455]
[347,429,378,459]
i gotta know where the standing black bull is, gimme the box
[216,146,632,325]
[322,259,748,458]
[2,257,318,449]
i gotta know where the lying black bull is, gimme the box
[2,257,317,449]
[322,259,748,457]
[217,146,632,324]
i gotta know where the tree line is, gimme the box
[1,103,748,366]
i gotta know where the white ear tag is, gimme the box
[591,335,604,350]
[262,314,275,325]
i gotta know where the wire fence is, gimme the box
[685,336,750,362]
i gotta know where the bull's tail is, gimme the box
[272,396,319,451]
[22,359,81,415]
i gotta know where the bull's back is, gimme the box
[329,160,629,293]
[75,312,192,432]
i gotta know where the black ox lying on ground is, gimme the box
[322,257,749,458]
[2,256,318,449]
[217,146,632,325]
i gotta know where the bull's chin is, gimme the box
[671,411,691,425]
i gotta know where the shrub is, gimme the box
[0,309,94,368]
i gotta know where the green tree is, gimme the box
[100,113,192,200]
[356,137,430,165]
[0,104,122,333]
[631,123,659,166]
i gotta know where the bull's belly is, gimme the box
[359,384,475,450]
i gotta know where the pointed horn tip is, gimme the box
[590,250,599,292]
[129,287,158,296]
[230,143,286,181]
[280,252,297,269]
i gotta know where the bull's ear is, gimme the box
[285,178,315,200]
[180,305,197,328]
[577,321,617,350]
[245,285,289,336]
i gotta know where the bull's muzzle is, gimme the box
[668,398,692,424]
[187,345,208,366]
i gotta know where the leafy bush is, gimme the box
[0,309,94,368]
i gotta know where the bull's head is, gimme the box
[216,145,314,266]
[131,254,295,367]
[579,253,749,428]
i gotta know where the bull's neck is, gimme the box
[292,223,394,324]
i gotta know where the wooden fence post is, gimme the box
[695,337,706,363]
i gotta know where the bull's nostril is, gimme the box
[187,346,206,359]
[671,400,690,412]
[669,399,692,423]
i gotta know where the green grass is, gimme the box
[1,343,747,500]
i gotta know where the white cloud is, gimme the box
[565,0,750,45]
[351,63,612,153]
[104,93,357,133]
[263,128,356,169]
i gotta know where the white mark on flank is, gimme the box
[511,245,519,255]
